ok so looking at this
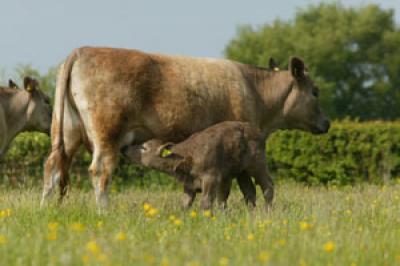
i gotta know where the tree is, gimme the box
[225,3,400,120]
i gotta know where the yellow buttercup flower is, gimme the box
[323,241,335,253]
[0,235,7,245]
[219,257,229,266]
[174,219,182,226]
[115,231,127,241]
[247,233,255,241]
[258,251,270,263]
[299,221,313,231]
[143,203,151,211]
[203,210,212,217]
[48,222,59,231]
[70,222,85,232]
[146,207,159,217]
[190,211,197,218]
[86,240,100,255]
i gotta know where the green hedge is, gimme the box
[2,121,400,186]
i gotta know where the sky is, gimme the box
[0,0,399,74]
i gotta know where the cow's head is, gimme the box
[280,57,330,134]
[23,77,52,134]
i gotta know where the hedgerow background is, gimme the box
[2,121,400,187]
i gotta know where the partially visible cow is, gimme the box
[122,121,266,210]
[0,77,52,157]
[41,47,330,210]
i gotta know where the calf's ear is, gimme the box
[8,79,18,89]
[289,57,305,80]
[157,143,175,158]
[24,76,38,93]
[268,58,279,71]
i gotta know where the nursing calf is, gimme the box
[123,121,269,210]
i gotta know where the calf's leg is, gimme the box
[236,174,256,208]
[216,177,232,209]
[182,185,196,209]
[200,174,219,210]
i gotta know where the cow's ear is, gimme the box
[24,76,38,93]
[289,57,305,80]
[8,79,18,89]
[268,58,279,71]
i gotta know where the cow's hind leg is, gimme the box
[41,123,81,207]
[89,144,119,212]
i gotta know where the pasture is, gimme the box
[0,181,399,266]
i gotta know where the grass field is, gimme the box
[0,181,399,266]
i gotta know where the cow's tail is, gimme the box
[41,49,80,206]
[52,49,79,153]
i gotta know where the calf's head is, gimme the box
[22,77,52,134]
[122,139,192,174]
[277,57,330,134]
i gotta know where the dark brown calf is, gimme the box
[122,121,272,210]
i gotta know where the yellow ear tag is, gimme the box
[273,67,280,71]
[26,85,33,92]
[161,148,172,158]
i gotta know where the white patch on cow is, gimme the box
[40,169,61,207]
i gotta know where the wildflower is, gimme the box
[258,251,270,263]
[299,221,313,231]
[115,231,127,241]
[143,203,151,211]
[276,239,286,247]
[323,241,335,253]
[219,257,229,266]
[146,207,158,217]
[203,210,212,217]
[86,240,100,255]
[0,235,7,245]
[97,221,103,229]
[190,211,197,218]
[70,222,85,232]
[0,209,11,218]
[247,233,255,241]
[169,215,176,221]
[160,257,170,266]
[82,255,89,264]
[48,222,59,231]
[174,219,182,226]
[47,231,57,241]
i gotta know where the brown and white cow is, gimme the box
[0,77,52,157]
[41,47,330,209]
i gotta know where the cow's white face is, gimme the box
[282,58,330,134]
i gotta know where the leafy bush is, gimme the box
[267,121,400,184]
[2,121,400,186]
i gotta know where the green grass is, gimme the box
[0,181,400,266]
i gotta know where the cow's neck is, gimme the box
[2,90,31,142]
[246,67,293,138]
